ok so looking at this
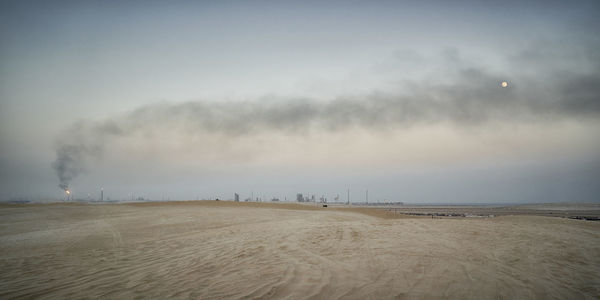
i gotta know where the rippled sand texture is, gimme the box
[1,202,599,299]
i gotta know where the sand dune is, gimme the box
[1,202,599,299]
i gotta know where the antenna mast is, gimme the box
[347,188,350,205]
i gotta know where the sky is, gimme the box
[1,0,599,203]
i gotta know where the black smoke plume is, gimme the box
[52,50,600,189]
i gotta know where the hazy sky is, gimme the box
[1,0,599,203]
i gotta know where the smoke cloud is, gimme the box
[52,120,123,191]
[51,52,600,190]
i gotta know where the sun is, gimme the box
[501,81,508,88]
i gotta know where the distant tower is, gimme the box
[100,188,104,202]
[347,189,350,205]
[234,193,239,202]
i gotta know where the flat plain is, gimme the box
[0,201,599,299]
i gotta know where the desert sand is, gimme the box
[1,201,599,299]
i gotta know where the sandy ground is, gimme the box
[0,202,599,299]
